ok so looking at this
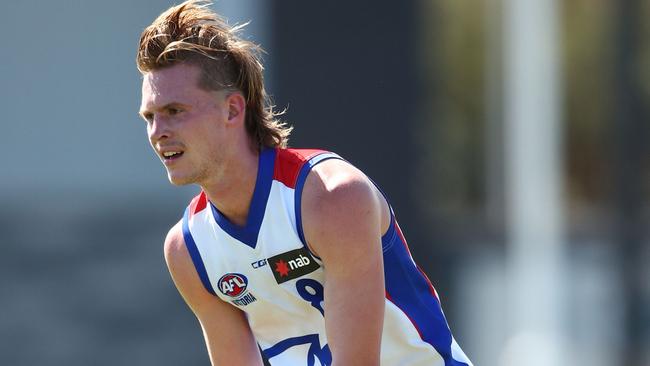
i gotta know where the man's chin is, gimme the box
[167,173,194,186]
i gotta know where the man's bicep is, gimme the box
[163,222,263,366]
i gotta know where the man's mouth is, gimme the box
[162,151,184,160]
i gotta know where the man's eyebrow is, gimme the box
[139,102,188,116]
[138,108,152,119]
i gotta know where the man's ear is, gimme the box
[226,92,246,123]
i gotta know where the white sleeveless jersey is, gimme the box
[182,148,473,366]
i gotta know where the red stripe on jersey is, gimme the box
[394,219,439,301]
[273,148,326,189]
[386,291,425,339]
[189,191,208,216]
[416,265,439,301]
[394,220,413,257]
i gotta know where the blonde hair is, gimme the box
[137,0,291,149]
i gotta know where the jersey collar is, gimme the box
[209,147,276,249]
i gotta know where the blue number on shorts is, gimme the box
[296,278,325,316]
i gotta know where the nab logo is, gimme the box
[289,254,311,269]
[218,273,248,298]
[268,248,320,284]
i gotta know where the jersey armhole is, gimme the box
[293,152,343,259]
[182,206,218,296]
[365,176,398,251]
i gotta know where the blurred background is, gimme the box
[1,0,648,365]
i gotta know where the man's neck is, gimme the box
[201,147,260,227]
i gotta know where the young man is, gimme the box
[137,1,472,365]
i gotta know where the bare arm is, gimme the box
[301,159,390,366]
[164,221,264,366]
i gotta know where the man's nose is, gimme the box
[148,116,170,142]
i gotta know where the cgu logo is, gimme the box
[251,259,267,269]
[218,273,248,298]
[288,254,311,270]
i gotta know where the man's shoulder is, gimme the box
[163,220,189,272]
[300,157,384,258]
[283,146,374,210]
[305,159,374,206]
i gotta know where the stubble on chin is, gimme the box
[167,171,196,186]
[168,175,188,186]
[166,165,209,187]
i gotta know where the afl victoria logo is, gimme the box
[218,273,248,298]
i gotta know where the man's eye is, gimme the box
[168,108,181,115]
[142,113,153,123]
